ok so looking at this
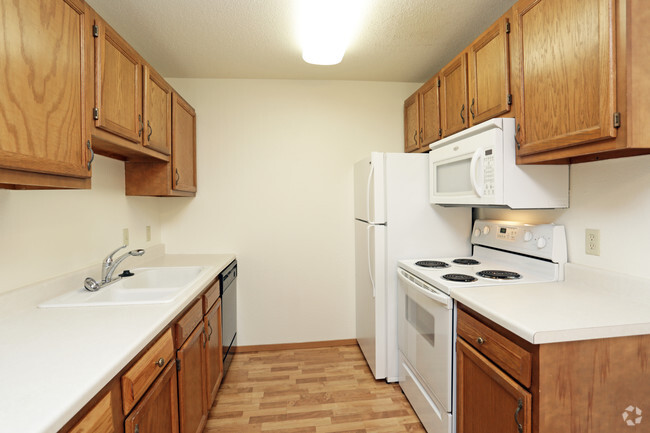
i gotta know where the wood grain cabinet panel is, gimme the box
[457,339,532,433]
[93,19,142,144]
[204,299,223,405]
[177,323,207,433]
[124,361,179,433]
[143,65,172,155]
[172,93,197,194]
[403,92,420,153]
[440,52,469,137]
[512,0,616,157]
[468,15,511,126]
[0,0,91,189]
[419,75,442,148]
[69,392,116,433]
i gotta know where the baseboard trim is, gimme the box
[234,339,358,353]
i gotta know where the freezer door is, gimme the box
[353,153,386,223]
[355,219,386,379]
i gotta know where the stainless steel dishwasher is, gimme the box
[220,260,237,377]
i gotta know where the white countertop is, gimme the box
[451,263,650,344]
[0,246,235,433]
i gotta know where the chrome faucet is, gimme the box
[84,245,145,292]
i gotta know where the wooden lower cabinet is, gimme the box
[124,361,179,433]
[69,392,118,433]
[176,323,208,433]
[457,339,531,433]
[457,304,650,433]
[204,299,224,404]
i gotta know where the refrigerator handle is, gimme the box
[366,162,374,224]
[367,225,376,298]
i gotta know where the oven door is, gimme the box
[398,268,453,412]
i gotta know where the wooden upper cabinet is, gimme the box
[457,339,532,433]
[440,52,469,137]
[403,93,420,152]
[420,75,442,147]
[93,19,142,144]
[511,0,616,157]
[143,65,172,155]
[172,93,197,193]
[0,0,91,189]
[468,16,511,126]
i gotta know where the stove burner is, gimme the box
[442,273,477,282]
[477,270,522,280]
[415,260,450,269]
[452,258,480,265]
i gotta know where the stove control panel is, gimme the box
[471,219,567,263]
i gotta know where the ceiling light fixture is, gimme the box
[297,0,367,66]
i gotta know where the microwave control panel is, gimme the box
[483,149,495,196]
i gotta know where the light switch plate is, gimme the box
[123,228,129,246]
[146,225,151,242]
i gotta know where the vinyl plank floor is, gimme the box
[203,345,426,433]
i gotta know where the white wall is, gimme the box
[0,156,162,295]
[478,154,650,279]
[162,79,419,346]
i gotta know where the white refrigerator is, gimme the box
[354,152,471,382]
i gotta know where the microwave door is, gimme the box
[430,152,482,205]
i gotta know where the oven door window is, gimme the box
[398,275,453,412]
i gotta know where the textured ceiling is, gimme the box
[84,0,517,83]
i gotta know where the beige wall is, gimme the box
[478,153,650,278]
[162,79,419,346]
[0,156,162,295]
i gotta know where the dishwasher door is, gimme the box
[221,260,237,376]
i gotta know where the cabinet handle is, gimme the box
[147,120,153,142]
[470,98,475,119]
[412,130,417,147]
[477,337,485,345]
[207,321,213,340]
[419,128,423,143]
[515,398,524,433]
[138,115,144,137]
[135,425,139,433]
[460,104,465,124]
[86,140,94,171]
[202,328,208,348]
[515,123,521,150]
[155,357,165,367]
[175,168,180,185]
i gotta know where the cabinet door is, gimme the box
[171,93,197,193]
[440,52,469,137]
[94,19,142,143]
[512,0,616,156]
[457,338,531,433]
[468,16,511,126]
[403,92,420,153]
[124,361,179,433]
[0,0,90,181]
[143,66,172,155]
[204,299,223,406]
[177,323,207,433]
[420,75,442,147]
[69,392,117,433]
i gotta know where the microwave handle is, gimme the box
[469,148,484,198]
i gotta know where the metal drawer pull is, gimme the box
[477,337,485,345]
[175,168,180,185]
[147,120,153,141]
[86,140,94,171]
[515,398,524,433]
[138,115,144,137]
[155,357,165,367]
[208,321,213,340]
[470,98,475,119]
[460,104,465,123]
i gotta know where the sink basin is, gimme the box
[39,266,206,308]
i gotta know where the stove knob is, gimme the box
[524,231,533,242]
[473,228,481,237]
[537,237,547,249]
[483,226,490,235]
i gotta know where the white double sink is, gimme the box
[39,266,206,308]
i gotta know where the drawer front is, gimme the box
[202,278,220,314]
[175,299,203,347]
[122,328,175,414]
[457,309,532,387]
[69,391,115,433]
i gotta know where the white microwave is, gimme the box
[429,118,569,209]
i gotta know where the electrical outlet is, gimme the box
[585,229,600,256]
[122,228,129,246]
[146,225,151,242]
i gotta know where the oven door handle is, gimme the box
[398,269,452,309]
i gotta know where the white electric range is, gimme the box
[396,220,567,433]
